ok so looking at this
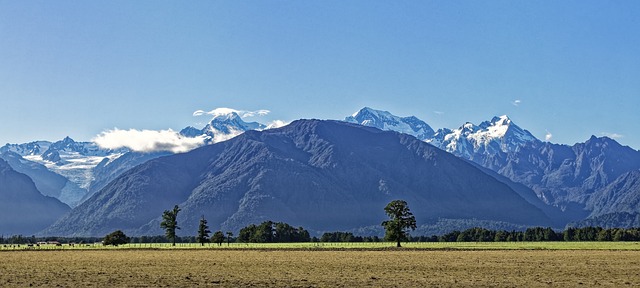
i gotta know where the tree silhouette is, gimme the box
[381,200,417,247]
[160,205,181,246]
[197,215,211,246]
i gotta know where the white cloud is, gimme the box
[93,128,208,153]
[545,130,553,141]
[512,100,522,106]
[601,132,623,139]
[193,107,270,118]
[433,111,445,115]
[265,120,288,129]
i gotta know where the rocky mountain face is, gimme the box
[585,170,640,218]
[42,120,551,237]
[0,159,70,235]
[495,137,640,207]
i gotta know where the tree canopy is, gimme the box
[237,221,310,243]
[212,231,225,246]
[103,230,130,246]
[381,200,417,247]
[160,205,181,246]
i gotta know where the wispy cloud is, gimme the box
[433,111,445,115]
[601,132,624,139]
[512,99,522,107]
[545,130,553,141]
[193,107,270,118]
[93,129,207,153]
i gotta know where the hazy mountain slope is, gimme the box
[0,159,70,235]
[43,120,551,237]
[0,151,67,198]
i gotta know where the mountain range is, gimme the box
[42,120,552,237]
[1,107,638,236]
[347,107,640,227]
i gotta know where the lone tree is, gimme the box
[160,205,181,246]
[381,200,417,247]
[197,215,211,246]
[103,230,130,246]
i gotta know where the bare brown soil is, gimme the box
[1,249,639,287]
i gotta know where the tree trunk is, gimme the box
[396,240,401,248]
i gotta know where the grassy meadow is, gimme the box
[2,242,640,287]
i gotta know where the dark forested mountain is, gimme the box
[42,120,551,237]
[0,159,70,235]
[82,151,172,202]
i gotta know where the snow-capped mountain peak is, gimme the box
[182,110,268,144]
[345,107,435,140]
[0,140,51,156]
[344,109,540,161]
[440,115,539,156]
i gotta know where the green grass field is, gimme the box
[3,241,640,250]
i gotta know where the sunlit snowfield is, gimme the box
[1,246,639,287]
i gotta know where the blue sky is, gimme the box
[1,1,639,149]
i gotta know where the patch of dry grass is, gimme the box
[1,249,639,287]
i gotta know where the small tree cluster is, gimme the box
[211,231,225,245]
[320,232,381,242]
[237,221,310,243]
[103,230,130,246]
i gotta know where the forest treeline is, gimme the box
[3,226,640,245]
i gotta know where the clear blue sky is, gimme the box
[1,1,639,149]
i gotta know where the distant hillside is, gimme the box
[43,120,551,237]
[0,159,70,235]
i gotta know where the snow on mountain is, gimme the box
[183,110,268,143]
[428,115,539,158]
[1,137,127,206]
[344,107,435,140]
[345,108,539,161]
[0,141,52,156]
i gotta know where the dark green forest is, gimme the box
[3,225,640,245]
